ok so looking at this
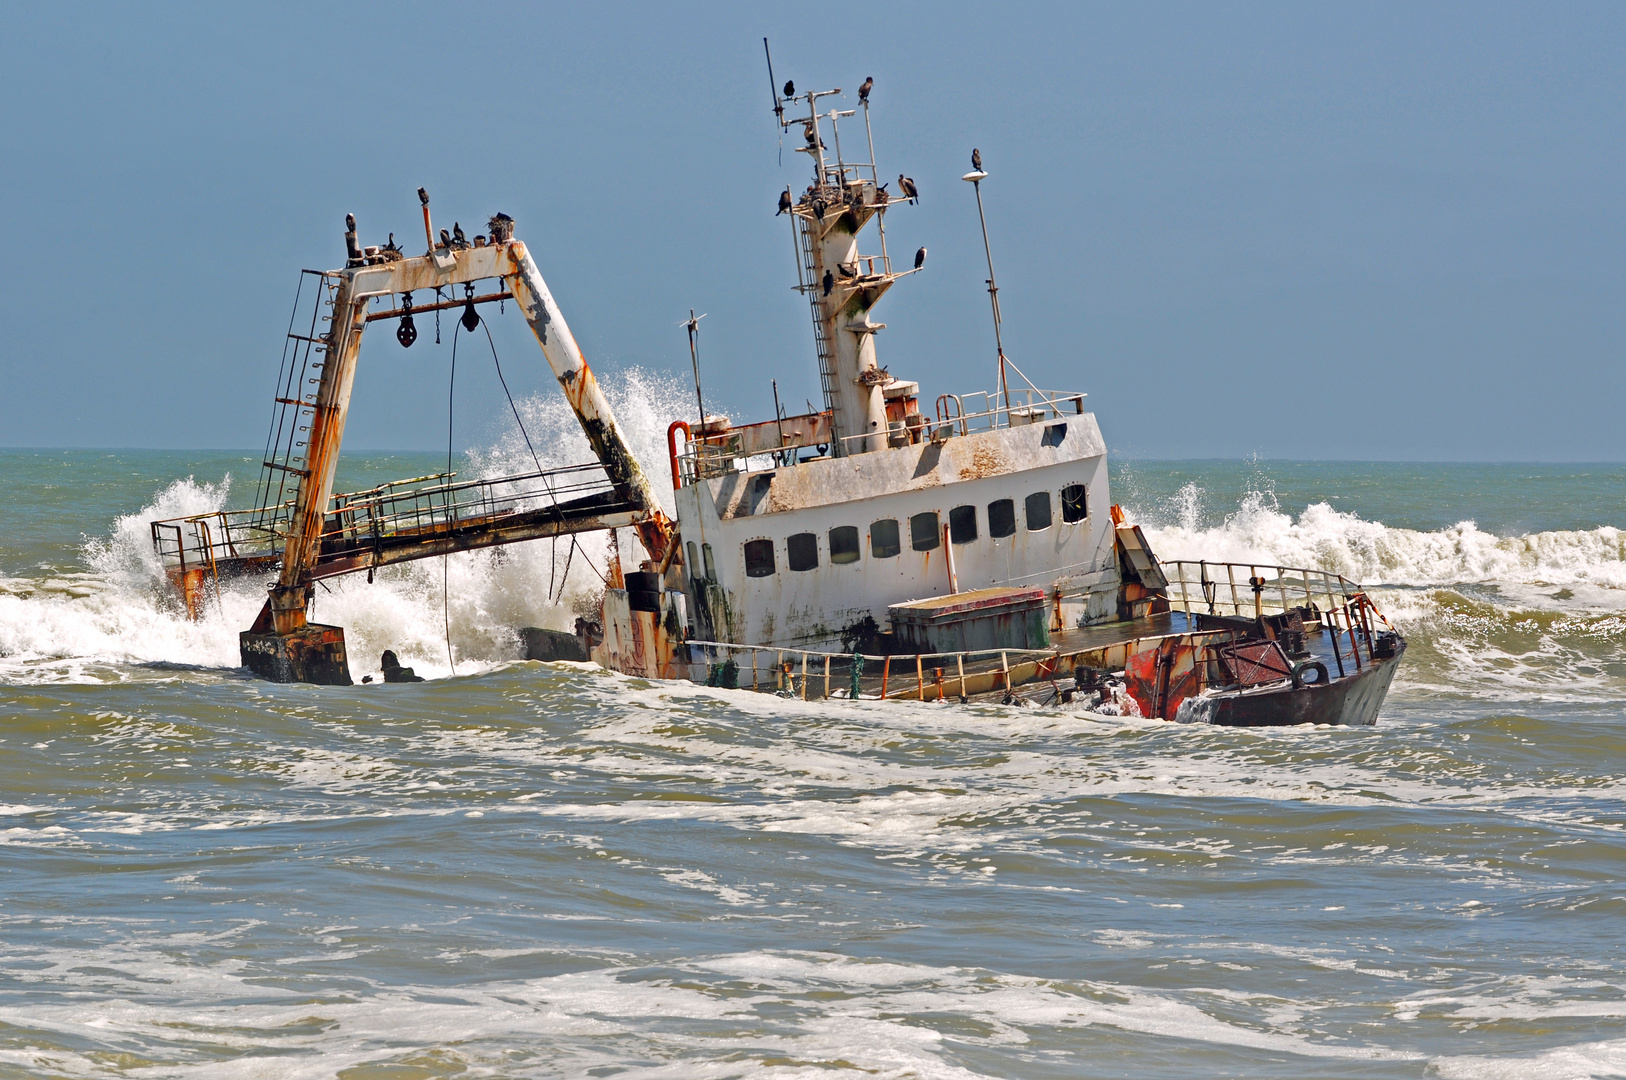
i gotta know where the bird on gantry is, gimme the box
[777,188,793,216]
[914,246,927,271]
[898,174,919,204]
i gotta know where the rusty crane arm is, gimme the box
[263,237,673,639]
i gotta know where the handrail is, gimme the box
[666,419,691,491]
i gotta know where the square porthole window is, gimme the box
[871,519,901,559]
[988,498,1016,539]
[911,511,941,551]
[829,525,861,565]
[1061,483,1088,523]
[1025,491,1052,531]
[743,539,775,577]
[787,532,819,571]
[949,505,978,544]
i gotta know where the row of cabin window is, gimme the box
[735,485,1088,578]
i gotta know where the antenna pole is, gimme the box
[862,98,890,266]
[772,379,787,464]
[685,309,707,432]
[763,39,784,165]
[969,172,1009,414]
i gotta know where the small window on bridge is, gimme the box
[911,512,941,551]
[787,532,819,572]
[1061,483,1088,523]
[744,539,775,577]
[702,542,716,581]
[1026,492,1052,531]
[871,519,901,558]
[829,525,861,565]
[988,498,1016,539]
[687,541,699,577]
[949,505,978,544]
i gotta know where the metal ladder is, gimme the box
[795,216,841,437]
[252,270,339,538]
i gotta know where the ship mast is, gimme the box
[782,84,916,456]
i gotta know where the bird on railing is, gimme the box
[914,246,927,270]
[783,79,795,98]
[898,174,919,204]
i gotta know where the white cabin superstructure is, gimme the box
[658,82,1125,656]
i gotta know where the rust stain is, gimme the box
[959,442,1005,481]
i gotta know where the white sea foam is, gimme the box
[0,943,1435,1078]
[1133,483,1626,597]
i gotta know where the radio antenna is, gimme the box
[680,309,708,432]
[763,38,784,166]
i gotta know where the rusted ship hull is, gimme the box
[1182,643,1405,727]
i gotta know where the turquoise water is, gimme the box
[2,443,1625,1078]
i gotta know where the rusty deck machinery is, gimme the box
[242,200,673,684]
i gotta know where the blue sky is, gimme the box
[2,3,1623,459]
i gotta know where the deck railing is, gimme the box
[1160,560,1359,620]
[675,386,1087,483]
[150,465,614,575]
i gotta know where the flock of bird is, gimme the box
[773,77,984,297]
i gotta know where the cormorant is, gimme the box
[972,147,982,171]
[451,222,468,249]
[822,269,834,296]
[914,246,927,270]
[783,79,795,98]
[898,174,919,204]
[859,76,873,103]
[439,228,452,248]
[777,188,793,215]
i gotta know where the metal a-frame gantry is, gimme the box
[240,212,673,684]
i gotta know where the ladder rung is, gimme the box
[275,397,314,407]
[262,460,310,477]
[288,334,329,347]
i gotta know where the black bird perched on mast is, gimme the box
[439,228,452,248]
[898,174,919,204]
[451,222,469,249]
[972,147,982,172]
[777,188,792,215]
[783,79,795,98]
[914,246,927,270]
[859,76,873,103]
[822,269,834,296]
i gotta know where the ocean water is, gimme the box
[2,417,1624,1077]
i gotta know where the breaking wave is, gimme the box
[1131,483,1626,598]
